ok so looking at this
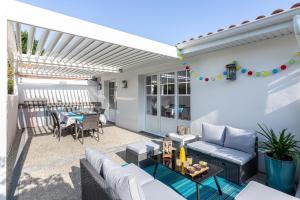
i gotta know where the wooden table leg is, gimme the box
[213,176,223,195]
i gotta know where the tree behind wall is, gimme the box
[7,62,13,94]
[21,31,38,54]
[8,31,39,94]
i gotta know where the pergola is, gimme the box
[6,1,177,79]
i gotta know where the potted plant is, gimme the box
[257,124,299,194]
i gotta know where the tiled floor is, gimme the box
[9,125,265,200]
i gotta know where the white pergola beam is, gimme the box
[15,22,22,60]
[27,26,36,58]
[50,34,74,60]
[6,1,177,58]
[35,29,49,59]
[43,32,62,59]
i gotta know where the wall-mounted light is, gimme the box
[122,80,128,88]
[226,63,237,80]
[98,82,102,90]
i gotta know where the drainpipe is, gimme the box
[293,15,300,48]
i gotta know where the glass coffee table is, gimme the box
[150,153,224,200]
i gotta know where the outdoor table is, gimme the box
[58,111,86,127]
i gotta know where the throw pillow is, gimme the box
[202,122,226,146]
[224,126,256,154]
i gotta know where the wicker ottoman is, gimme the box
[126,141,160,167]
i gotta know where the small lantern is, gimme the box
[226,63,237,80]
[122,80,128,88]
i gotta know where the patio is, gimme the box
[2,1,300,200]
[10,125,159,200]
[9,125,265,200]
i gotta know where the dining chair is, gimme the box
[52,111,68,141]
[76,113,100,144]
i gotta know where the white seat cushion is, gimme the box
[235,181,298,200]
[210,147,255,165]
[186,141,222,154]
[127,141,160,154]
[142,180,185,200]
[167,133,196,144]
[123,164,154,186]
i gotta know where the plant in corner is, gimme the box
[257,124,300,194]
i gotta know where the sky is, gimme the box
[18,0,300,45]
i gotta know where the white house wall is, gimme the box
[188,34,300,172]
[101,34,300,172]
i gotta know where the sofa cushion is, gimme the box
[123,163,154,186]
[187,141,222,155]
[103,162,145,200]
[210,147,255,165]
[127,141,160,154]
[224,126,256,154]
[202,122,226,146]
[168,133,196,144]
[235,181,298,200]
[142,180,185,200]
[85,148,108,174]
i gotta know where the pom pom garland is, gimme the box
[176,50,298,82]
[280,65,287,70]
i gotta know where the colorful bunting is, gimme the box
[176,49,300,83]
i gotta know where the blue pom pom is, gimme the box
[182,61,187,65]
[199,77,203,80]
[272,68,279,74]
[241,68,247,73]
[223,71,227,76]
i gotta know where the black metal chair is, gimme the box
[76,113,100,144]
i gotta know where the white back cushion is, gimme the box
[85,148,108,174]
[103,161,145,200]
[202,122,226,146]
[224,126,256,154]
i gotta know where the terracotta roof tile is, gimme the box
[291,3,300,9]
[271,9,284,15]
[241,20,250,24]
[178,2,300,45]
[256,15,266,20]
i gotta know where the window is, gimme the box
[161,72,175,118]
[109,82,116,109]
[146,75,157,115]
[177,70,191,120]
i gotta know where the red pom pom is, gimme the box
[205,77,209,82]
[248,71,253,76]
[185,65,190,70]
[280,65,287,70]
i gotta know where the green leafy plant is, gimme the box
[257,124,300,161]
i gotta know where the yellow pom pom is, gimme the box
[297,52,300,57]
[236,65,241,70]
[216,74,222,80]
[178,56,183,60]
[262,71,270,77]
